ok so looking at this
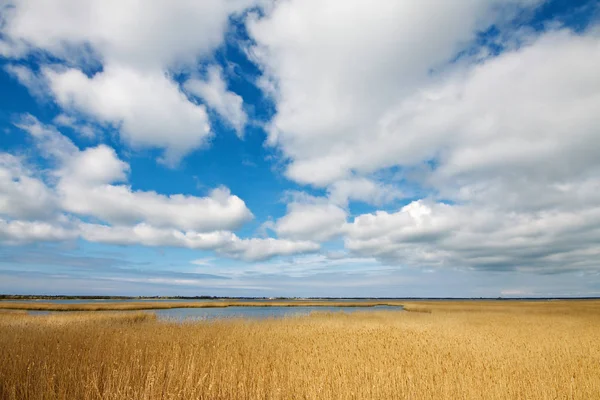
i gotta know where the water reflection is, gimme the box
[154,305,403,321]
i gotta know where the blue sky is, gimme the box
[1,0,599,297]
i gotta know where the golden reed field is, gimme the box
[0,300,599,399]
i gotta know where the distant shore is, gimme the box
[0,299,406,312]
[1,298,599,312]
[2,294,599,301]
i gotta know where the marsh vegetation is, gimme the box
[0,301,599,399]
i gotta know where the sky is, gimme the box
[0,0,599,297]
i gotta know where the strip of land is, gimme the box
[400,299,600,313]
[0,299,405,311]
[0,298,595,312]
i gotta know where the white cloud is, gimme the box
[4,64,47,99]
[3,117,318,261]
[0,218,77,244]
[52,114,76,127]
[219,236,320,261]
[62,145,129,185]
[272,180,403,245]
[0,216,318,261]
[327,177,402,206]
[80,223,319,261]
[44,65,211,165]
[248,1,600,273]
[16,117,254,232]
[190,257,214,266]
[79,223,235,250]
[381,30,600,206]
[53,114,98,138]
[15,114,79,161]
[0,154,57,220]
[61,184,253,232]
[1,0,257,163]
[249,7,600,202]
[185,65,248,136]
[346,200,600,272]
[275,201,347,242]
[248,0,544,186]
[1,0,253,69]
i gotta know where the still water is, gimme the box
[24,305,403,320]
[153,305,402,321]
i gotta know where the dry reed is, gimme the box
[0,301,599,399]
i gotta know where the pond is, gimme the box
[25,304,404,320]
[154,305,403,320]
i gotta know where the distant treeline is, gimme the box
[0,295,301,301]
[0,295,220,300]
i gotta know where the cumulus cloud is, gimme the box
[61,184,253,232]
[275,200,347,242]
[1,117,317,261]
[0,154,57,220]
[184,65,248,136]
[248,0,545,186]
[15,114,78,160]
[346,200,600,272]
[4,64,48,99]
[0,217,319,261]
[371,30,600,205]
[218,236,320,261]
[1,0,257,163]
[61,145,129,185]
[16,117,253,232]
[271,179,403,243]
[79,223,319,261]
[44,65,211,165]
[249,4,600,197]
[79,223,236,250]
[0,0,253,68]
[53,114,98,138]
[327,178,403,207]
[247,1,600,273]
[0,218,78,244]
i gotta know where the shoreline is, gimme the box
[1,298,599,312]
[0,300,406,312]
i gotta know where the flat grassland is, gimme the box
[1,301,599,399]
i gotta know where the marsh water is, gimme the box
[153,305,402,320]
[4,299,404,320]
